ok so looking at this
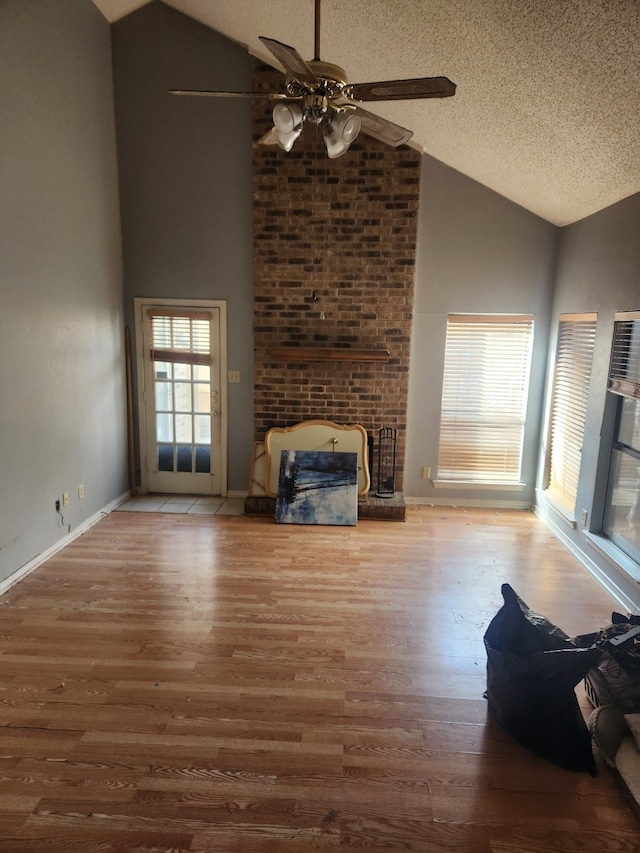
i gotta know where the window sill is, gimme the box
[584,532,640,585]
[535,489,577,529]
[433,480,526,491]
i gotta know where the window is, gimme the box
[545,314,597,513]
[148,309,213,475]
[602,312,640,564]
[437,314,534,484]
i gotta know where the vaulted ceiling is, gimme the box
[92,0,640,226]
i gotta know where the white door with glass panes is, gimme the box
[136,300,226,495]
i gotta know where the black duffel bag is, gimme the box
[484,583,603,775]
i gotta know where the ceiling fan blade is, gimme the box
[352,106,413,147]
[169,89,286,100]
[345,76,456,102]
[259,36,318,85]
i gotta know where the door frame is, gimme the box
[134,297,228,496]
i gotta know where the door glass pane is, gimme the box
[156,413,173,442]
[158,444,173,471]
[193,365,210,381]
[154,361,172,380]
[175,383,192,412]
[176,444,192,473]
[175,414,192,443]
[195,446,211,473]
[194,383,210,413]
[155,382,172,412]
[174,363,191,381]
[194,414,211,444]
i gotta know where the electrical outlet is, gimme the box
[62,492,70,507]
[581,509,588,527]
[421,466,431,479]
[55,499,60,512]
[228,370,240,383]
[78,484,85,500]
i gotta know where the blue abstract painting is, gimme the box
[275,450,358,526]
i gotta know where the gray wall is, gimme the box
[0,0,128,584]
[535,192,640,610]
[405,156,558,503]
[3,0,638,609]
[111,1,255,492]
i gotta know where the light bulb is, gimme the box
[272,102,304,152]
[322,111,362,158]
[273,102,303,133]
[335,112,361,144]
[275,126,302,152]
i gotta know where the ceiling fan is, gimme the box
[169,0,456,158]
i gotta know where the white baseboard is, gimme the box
[533,504,637,613]
[406,496,533,509]
[0,490,131,597]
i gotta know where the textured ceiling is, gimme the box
[92,0,640,225]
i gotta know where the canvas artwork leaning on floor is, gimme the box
[275,449,358,526]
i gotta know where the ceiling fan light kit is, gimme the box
[321,111,362,159]
[169,0,455,159]
[273,102,303,133]
[272,102,304,151]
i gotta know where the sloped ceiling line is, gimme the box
[93,0,640,226]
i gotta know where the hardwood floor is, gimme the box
[0,506,637,851]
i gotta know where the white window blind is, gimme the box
[609,311,640,400]
[147,309,211,366]
[437,314,534,484]
[546,314,597,511]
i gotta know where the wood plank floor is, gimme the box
[0,506,637,851]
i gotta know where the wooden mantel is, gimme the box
[272,346,391,363]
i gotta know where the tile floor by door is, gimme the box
[115,494,245,515]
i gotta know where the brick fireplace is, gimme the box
[251,62,420,495]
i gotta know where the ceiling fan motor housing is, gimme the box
[306,61,348,87]
[303,92,329,123]
[284,61,350,124]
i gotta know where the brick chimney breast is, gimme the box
[252,63,420,492]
